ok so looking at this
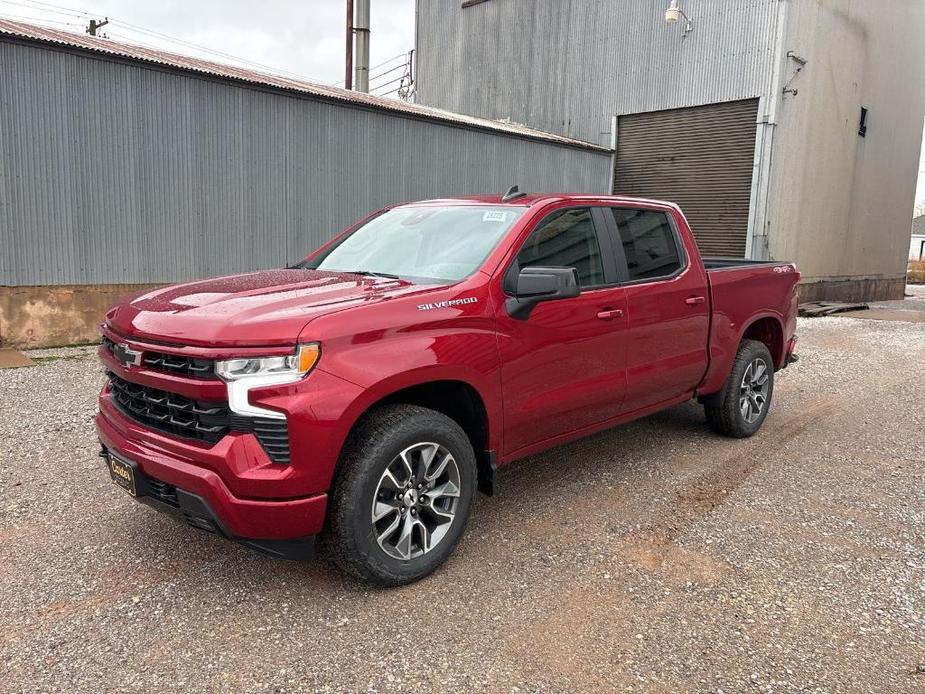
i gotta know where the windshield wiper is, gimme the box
[346,270,401,279]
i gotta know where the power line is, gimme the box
[107,20,316,80]
[376,86,403,98]
[369,74,406,94]
[368,61,406,85]
[3,0,323,83]
[334,50,409,87]
[0,12,82,27]
[0,0,86,18]
[2,0,90,18]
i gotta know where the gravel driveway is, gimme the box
[1,309,923,692]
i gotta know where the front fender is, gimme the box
[320,357,502,454]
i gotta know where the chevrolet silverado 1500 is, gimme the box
[96,192,800,585]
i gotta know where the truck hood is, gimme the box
[105,269,432,347]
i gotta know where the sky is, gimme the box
[1,0,924,213]
[0,0,416,93]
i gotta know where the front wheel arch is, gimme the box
[335,377,496,496]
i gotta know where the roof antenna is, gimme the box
[501,185,527,202]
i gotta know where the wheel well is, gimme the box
[743,317,783,367]
[369,380,495,495]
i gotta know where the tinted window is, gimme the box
[514,208,604,287]
[610,208,682,281]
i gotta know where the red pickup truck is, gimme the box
[96,192,799,585]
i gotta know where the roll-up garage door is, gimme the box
[613,99,759,258]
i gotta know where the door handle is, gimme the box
[596,309,624,320]
[684,296,706,306]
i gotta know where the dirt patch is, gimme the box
[0,349,34,369]
[619,397,838,571]
[846,308,925,323]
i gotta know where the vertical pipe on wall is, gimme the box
[608,114,618,193]
[747,0,790,260]
[354,0,370,92]
[345,0,354,90]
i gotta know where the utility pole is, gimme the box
[354,0,370,92]
[345,0,353,90]
[86,17,108,37]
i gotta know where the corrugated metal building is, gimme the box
[0,19,612,347]
[416,0,925,301]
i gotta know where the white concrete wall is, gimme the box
[911,235,925,261]
[766,0,925,291]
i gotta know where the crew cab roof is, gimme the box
[397,193,679,209]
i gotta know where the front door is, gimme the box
[495,207,628,457]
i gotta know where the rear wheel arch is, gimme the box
[741,315,784,368]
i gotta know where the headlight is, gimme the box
[216,343,320,420]
[216,343,320,381]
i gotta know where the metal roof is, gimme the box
[0,18,608,153]
[913,214,925,236]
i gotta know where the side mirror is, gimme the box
[506,266,580,319]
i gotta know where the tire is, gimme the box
[704,339,775,438]
[324,404,477,586]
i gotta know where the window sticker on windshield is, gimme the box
[482,211,508,223]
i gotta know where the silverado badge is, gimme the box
[417,297,479,311]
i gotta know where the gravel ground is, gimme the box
[1,304,924,692]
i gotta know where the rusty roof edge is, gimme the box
[0,18,611,154]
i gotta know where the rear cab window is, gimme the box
[609,208,685,282]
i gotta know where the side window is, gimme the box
[610,208,683,281]
[514,208,604,288]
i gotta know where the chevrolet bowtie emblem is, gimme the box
[113,342,142,368]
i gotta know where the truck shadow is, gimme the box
[114,395,799,596]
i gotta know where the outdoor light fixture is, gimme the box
[665,0,693,36]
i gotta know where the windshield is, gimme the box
[306,205,525,283]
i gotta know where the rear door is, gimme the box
[495,206,628,456]
[602,206,710,413]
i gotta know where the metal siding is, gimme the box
[0,40,612,286]
[417,0,781,146]
[0,18,606,152]
[614,99,760,257]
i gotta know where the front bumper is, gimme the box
[99,443,317,560]
[96,405,328,559]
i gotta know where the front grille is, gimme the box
[108,371,230,444]
[143,352,215,379]
[102,336,216,379]
[106,372,291,463]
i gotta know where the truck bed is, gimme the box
[702,257,788,271]
[695,257,801,396]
